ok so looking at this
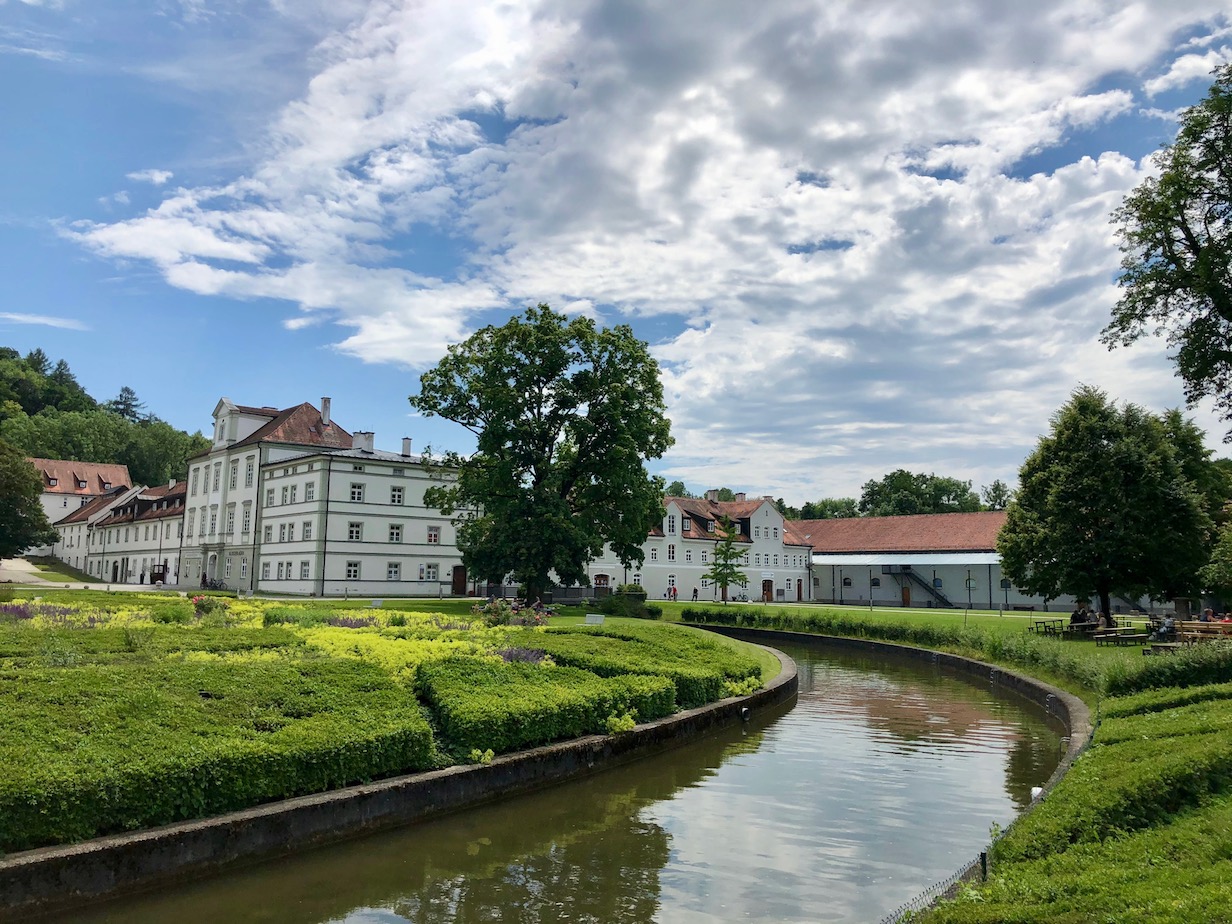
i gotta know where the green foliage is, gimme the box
[798,497,859,519]
[594,593,658,620]
[858,469,982,516]
[701,515,749,602]
[605,711,637,734]
[0,438,57,556]
[416,656,676,755]
[1102,64,1232,436]
[980,479,1012,511]
[1101,641,1232,696]
[0,658,434,851]
[410,304,673,599]
[998,386,1210,617]
[468,747,495,765]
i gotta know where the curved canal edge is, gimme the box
[0,646,799,922]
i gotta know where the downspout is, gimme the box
[250,452,264,594]
[319,455,332,598]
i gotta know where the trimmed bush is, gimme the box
[416,656,676,755]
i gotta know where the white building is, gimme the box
[51,486,139,576]
[85,482,187,584]
[256,433,471,597]
[587,492,814,603]
[27,458,130,555]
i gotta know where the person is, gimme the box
[670,586,678,602]
[1069,606,1086,625]
[200,572,207,590]
[692,587,698,601]
[1201,608,1215,622]
[1096,611,1110,629]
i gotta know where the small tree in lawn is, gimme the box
[702,516,749,603]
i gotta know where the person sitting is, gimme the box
[1200,608,1215,623]
[1069,607,1086,625]
[1096,611,1111,630]
[1153,615,1176,642]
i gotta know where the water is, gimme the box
[47,642,1063,923]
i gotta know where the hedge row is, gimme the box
[0,658,433,852]
[416,656,677,755]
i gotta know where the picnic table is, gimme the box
[1030,618,1065,637]
[1094,627,1149,647]
[1062,620,1099,638]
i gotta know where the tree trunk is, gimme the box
[1098,588,1112,624]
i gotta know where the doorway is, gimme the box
[796,578,803,602]
[901,585,911,607]
[762,579,774,602]
[451,565,467,595]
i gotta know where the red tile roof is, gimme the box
[791,511,1007,553]
[189,402,352,460]
[53,489,129,526]
[29,458,130,496]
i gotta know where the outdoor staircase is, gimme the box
[901,568,955,608]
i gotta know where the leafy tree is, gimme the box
[665,480,694,498]
[858,469,981,516]
[998,387,1209,618]
[103,386,147,423]
[0,439,57,557]
[23,348,50,377]
[1200,522,1232,602]
[1102,65,1232,435]
[701,516,749,602]
[981,479,1013,510]
[774,497,800,519]
[410,304,673,601]
[714,488,737,502]
[799,497,859,519]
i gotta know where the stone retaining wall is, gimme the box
[0,647,799,921]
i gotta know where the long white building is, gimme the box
[28,458,130,555]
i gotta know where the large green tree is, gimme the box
[799,497,859,519]
[0,439,57,558]
[998,387,1210,618]
[858,469,981,516]
[701,516,749,602]
[1102,65,1232,434]
[410,305,673,600]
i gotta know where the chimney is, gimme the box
[704,489,719,502]
[168,479,175,488]
[762,495,772,501]
[735,492,747,502]
[352,431,374,453]
[402,437,413,456]
[321,397,331,427]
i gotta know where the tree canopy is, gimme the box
[0,439,57,558]
[409,305,673,600]
[1102,64,1232,436]
[998,387,1211,618]
[798,497,859,519]
[858,469,982,517]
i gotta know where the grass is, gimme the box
[17,555,97,583]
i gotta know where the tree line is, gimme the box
[666,472,1013,520]
[0,347,210,488]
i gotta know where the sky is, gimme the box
[1,1,1230,505]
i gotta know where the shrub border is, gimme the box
[0,645,798,921]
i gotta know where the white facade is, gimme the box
[87,488,186,585]
[587,494,812,603]
[29,458,130,556]
[256,434,470,597]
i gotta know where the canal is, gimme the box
[51,641,1064,923]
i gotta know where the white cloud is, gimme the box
[1144,47,1231,95]
[68,1,1232,497]
[0,312,89,330]
[126,169,174,185]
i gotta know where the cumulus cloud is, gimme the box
[1144,47,1231,95]
[67,0,1232,496]
[126,169,174,185]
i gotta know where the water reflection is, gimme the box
[52,643,1061,924]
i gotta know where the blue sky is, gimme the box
[1,1,1230,504]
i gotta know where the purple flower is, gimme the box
[498,647,548,663]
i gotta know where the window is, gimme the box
[48,477,57,487]
[427,526,441,544]
[392,468,403,477]
[225,558,233,579]
[754,526,760,539]
[305,480,315,502]
[144,525,150,541]
[266,488,275,507]
[685,549,693,563]
[242,506,251,534]
[352,464,364,472]
[348,522,363,541]
[277,562,285,580]
[289,485,297,503]
[650,548,658,561]
[262,562,271,579]
[389,524,403,543]
[773,527,779,539]
[264,525,273,542]
[387,562,401,581]
[226,507,235,534]
[773,555,779,567]
[281,486,288,505]
[682,518,690,532]
[391,486,404,505]
[755,554,761,566]
[667,544,675,561]
[346,561,361,580]
[212,463,221,492]
[350,483,364,502]
[300,561,310,580]
[701,550,708,563]
[667,574,676,588]
[229,461,238,490]
[667,515,676,534]
[742,553,750,565]
[79,479,88,489]
[633,573,641,585]
[209,512,217,535]
[707,520,714,532]
[701,578,710,588]
[191,470,199,496]
[423,563,439,581]
[871,577,881,588]
[303,521,313,541]
[245,458,254,487]
[241,557,248,579]
[124,527,130,542]
[177,523,183,538]
[287,523,295,541]
[842,576,852,587]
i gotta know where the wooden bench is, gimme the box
[1094,630,1149,647]
[1179,621,1232,645]
[1144,642,1185,656]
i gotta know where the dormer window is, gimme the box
[78,480,87,489]
[706,520,715,532]
[682,519,690,532]
[103,482,111,490]
[48,477,57,486]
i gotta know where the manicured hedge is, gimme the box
[416,656,676,755]
[0,658,433,852]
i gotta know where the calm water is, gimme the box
[49,642,1063,923]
